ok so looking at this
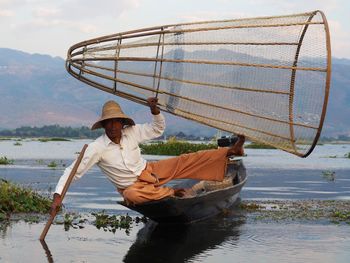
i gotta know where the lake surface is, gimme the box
[1,140,350,262]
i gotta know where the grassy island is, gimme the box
[0,156,13,165]
[0,179,51,220]
[140,138,217,156]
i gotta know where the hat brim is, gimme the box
[91,114,135,130]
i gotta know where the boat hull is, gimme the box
[118,158,247,224]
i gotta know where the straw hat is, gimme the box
[91,100,135,130]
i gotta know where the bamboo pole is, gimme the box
[71,56,327,72]
[39,144,88,241]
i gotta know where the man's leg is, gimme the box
[122,181,174,205]
[121,148,228,204]
[122,135,245,204]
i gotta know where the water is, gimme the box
[2,216,350,263]
[1,139,350,262]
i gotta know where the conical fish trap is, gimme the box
[66,10,331,157]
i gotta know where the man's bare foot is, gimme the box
[226,135,245,157]
[173,188,194,198]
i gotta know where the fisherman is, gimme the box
[50,97,244,213]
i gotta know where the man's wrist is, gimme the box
[151,107,160,115]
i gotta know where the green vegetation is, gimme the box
[322,170,336,181]
[47,161,58,169]
[13,141,22,146]
[240,200,350,225]
[345,152,350,158]
[55,213,86,231]
[140,138,217,156]
[38,137,70,142]
[245,142,276,149]
[92,211,147,234]
[332,211,350,224]
[0,156,13,165]
[0,179,51,218]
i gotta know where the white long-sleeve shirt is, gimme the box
[54,113,165,195]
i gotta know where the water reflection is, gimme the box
[40,240,54,263]
[123,216,245,263]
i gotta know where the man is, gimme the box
[50,97,244,214]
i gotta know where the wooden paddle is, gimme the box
[39,144,88,241]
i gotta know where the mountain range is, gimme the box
[0,47,349,137]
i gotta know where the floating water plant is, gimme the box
[38,137,70,142]
[322,170,336,181]
[0,156,13,165]
[53,213,86,231]
[331,211,350,225]
[0,179,51,216]
[92,211,147,234]
[245,142,275,149]
[140,139,216,156]
[240,200,350,225]
[47,161,58,169]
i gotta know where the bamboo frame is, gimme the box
[71,57,327,72]
[69,61,319,130]
[288,12,316,153]
[69,21,323,51]
[65,10,331,157]
[81,61,291,95]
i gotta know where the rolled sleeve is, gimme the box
[132,113,165,143]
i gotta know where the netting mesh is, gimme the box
[66,10,331,157]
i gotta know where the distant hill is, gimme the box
[0,48,214,136]
[0,48,349,137]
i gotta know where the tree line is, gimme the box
[0,125,215,140]
[0,125,104,139]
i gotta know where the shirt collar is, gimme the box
[102,133,113,147]
[102,131,126,147]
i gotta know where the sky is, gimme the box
[0,0,349,59]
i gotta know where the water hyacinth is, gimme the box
[0,157,13,165]
[140,138,216,156]
[0,179,51,216]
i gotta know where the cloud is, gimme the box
[179,11,252,23]
[57,0,141,20]
[246,0,340,14]
[0,9,13,17]
[328,19,350,58]
[33,7,61,18]
[18,17,98,34]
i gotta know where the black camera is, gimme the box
[217,136,238,147]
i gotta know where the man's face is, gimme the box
[103,118,124,142]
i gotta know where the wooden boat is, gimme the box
[118,157,247,224]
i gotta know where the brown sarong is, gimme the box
[121,147,228,204]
